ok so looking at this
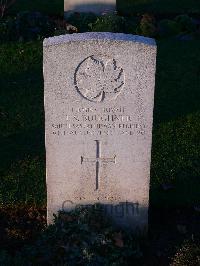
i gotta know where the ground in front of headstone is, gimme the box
[0,205,199,265]
[0,206,46,251]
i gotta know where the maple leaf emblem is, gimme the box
[75,55,125,102]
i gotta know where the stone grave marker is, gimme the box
[44,32,157,232]
[64,0,116,16]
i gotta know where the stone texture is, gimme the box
[44,32,157,232]
[64,0,116,16]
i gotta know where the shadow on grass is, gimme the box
[0,69,44,166]
[151,40,200,209]
[0,127,44,171]
[0,68,45,204]
[154,40,200,125]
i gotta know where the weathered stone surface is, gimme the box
[64,0,116,15]
[44,32,157,231]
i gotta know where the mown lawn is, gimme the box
[9,0,200,15]
[0,40,200,208]
[0,42,45,205]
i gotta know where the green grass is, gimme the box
[8,0,200,16]
[0,40,200,207]
[0,42,45,205]
[151,40,200,207]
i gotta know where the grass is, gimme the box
[151,40,200,207]
[0,42,45,205]
[8,0,200,16]
[0,40,200,208]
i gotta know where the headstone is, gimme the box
[44,32,157,232]
[64,0,116,16]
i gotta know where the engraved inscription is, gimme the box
[51,106,147,137]
[81,140,116,191]
[74,55,125,102]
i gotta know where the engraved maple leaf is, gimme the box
[75,56,125,102]
[102,59,124,94]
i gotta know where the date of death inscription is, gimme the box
[51,106,146,137]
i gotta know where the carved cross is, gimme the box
[81,140,116,190]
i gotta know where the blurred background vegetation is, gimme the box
[7,0,200,15]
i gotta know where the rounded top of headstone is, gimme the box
[43,32,156,47]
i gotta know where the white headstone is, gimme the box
[64,0,116,16]
[44,32,157,232]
